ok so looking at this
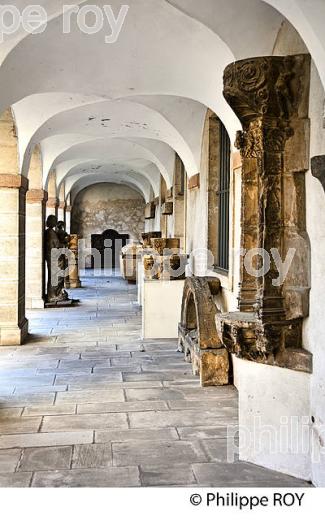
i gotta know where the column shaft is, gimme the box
[26,189,47,309]
[0,174,29,345]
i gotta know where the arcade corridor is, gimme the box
[0,273,309,487]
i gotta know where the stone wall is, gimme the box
[71,183,145,267]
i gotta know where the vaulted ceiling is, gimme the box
[1,0,323,200]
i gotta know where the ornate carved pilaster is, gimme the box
[219,54,312,370]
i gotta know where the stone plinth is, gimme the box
[142,279,185,339]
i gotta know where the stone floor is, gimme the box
[0,272,310,487]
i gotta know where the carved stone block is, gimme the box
[161,201,173,215]
[144,202,155,219]
[178,276,229,386]
[311,155,325,193]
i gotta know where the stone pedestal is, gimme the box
[65,205,71,234]
[26,189,48,309]
[67,234,81,289]
[0,174,29,345]
[233,355,311,480]
[142,279,185,339]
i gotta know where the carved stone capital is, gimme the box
[311,155,325,193]
[223,55,308,126]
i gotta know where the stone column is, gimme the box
[25,189,48,309]
[222,54,311,358]
[65,205,72,233]
[46,197,59,219]
[58,201,66,223]
[67,234,82,288]
[0,174,29,345]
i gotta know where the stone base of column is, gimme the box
[0,318,29,346]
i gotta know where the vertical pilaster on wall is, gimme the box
[65,205,72,233]
[173,154,186,249]
[223,54,311,356]
[0,174,29,345]
[46,171,58,218]
[160,175,167,237]
[58,202,66,223]
[46,197,59,219]
[207,114,221,264]
[25,189,48,309]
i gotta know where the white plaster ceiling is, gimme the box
[0,0,323,196]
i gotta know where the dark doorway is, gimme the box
[91,229,129,269]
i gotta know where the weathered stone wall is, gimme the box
[71,183,145,266]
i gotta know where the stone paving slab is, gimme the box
[128,409,238,429]
[0,416,42,434]
[177,426,234,440]
[0,472,33,487]
[0,408,24,418]
[192,462,311,487]
[41,412,128,432]
[0,449,22,472]
[31,467,141,487]
[23,404,77,416]
[95,427,179,443]
[72,443,112,469]
[55,373,124,385]
[18,446,73,471]
[68,381,163,392]
[112,440,208,467]
[0,431,94,449]
[55,389,125,404]
[77,400,168,414]
[140,465,197,487]
[125,388,185,402]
